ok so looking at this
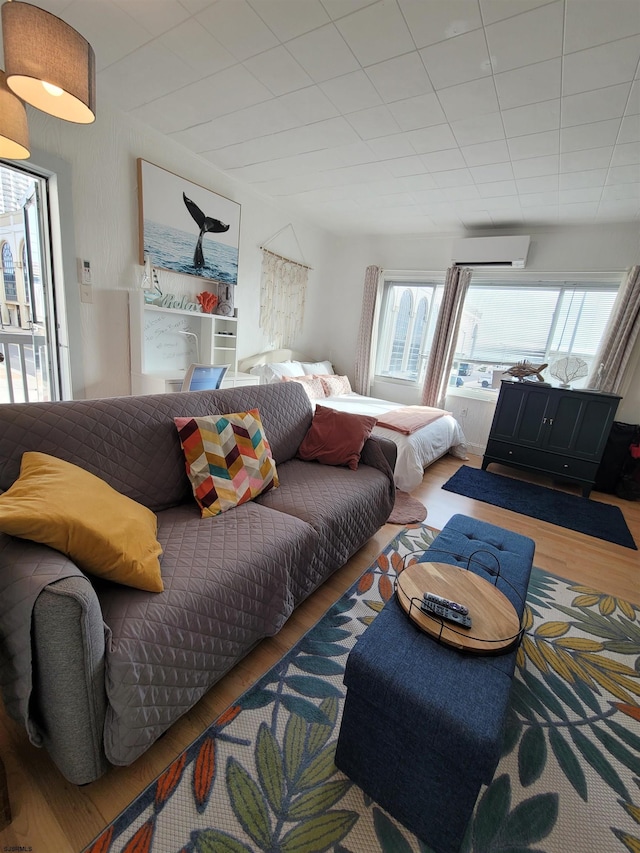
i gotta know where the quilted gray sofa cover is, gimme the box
[0,382,395,784]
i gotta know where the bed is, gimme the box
[238,350,468,493]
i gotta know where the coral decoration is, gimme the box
[197,291,219,314]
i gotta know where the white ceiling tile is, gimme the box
[365,52,434,103]
[320,0,379,20]
[560,119,622,153]
[385,156,428,177]
[130,64,273,133]
[412,188,447,204]
[349,111,404,142]
[628,80,640,114]
[597,199,640,219]
[468,162,515,182]
[178,0,214,13]
[335,1,414,66]
[560,146,614,173]
[320,70,383,114]
[364,135,416,158]
[248,0,330,41]
[502,100,560,138]
[244,47,313,96]
[511,154,559,177]
[100,41,197,112]
[437,184,482,200]
[520,190,559,207]
[196,0,279,61]
[490,210,524,225]
[494,58,561,110]
[601,183,640,200]
[460,211,496,227]
[450,112,505,146]
[563,36,640,97]
[398,0,482,48]
[431,168,476,188]
[478,196,525,211]
[114,0,190,37]
[516,174,559,194]
[277,87,340,123]
[559,169,607,189]
[558,201,598,220]
[461,139,510,166]
[559,187,604,204]
[61,1,153,70]
[397,172,439,190]
[407,124,458,154]
[480,0,552,26]
[517,205,558,221]
[508,130,559,160]
[438,77,500,122]
[564,0,640,53]
[388,93,447,130]
[420,29,492,90]
[606,165,640,184]
[286,24,360,82]
[156,19,236,78]
[612,142,640,167]
[562,83,632,127]
[485,2,564,73]
[477,179,517,197]
[619,115,640,143]
[171,99,300,151]
[420,149,468,172]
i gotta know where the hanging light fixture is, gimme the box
[1,0,96,125]
[0,69,29,159]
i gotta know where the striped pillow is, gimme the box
[175,409,279,517]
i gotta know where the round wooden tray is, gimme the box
[396,561,521,653]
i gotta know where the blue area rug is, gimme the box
[443,465,637,550]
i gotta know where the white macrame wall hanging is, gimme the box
[259,224,311,348]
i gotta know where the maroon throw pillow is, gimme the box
[297,405,377,470]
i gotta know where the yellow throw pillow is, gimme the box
[0,452,163,592]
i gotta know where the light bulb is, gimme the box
[42,81,64,97]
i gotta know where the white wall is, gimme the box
[26,100,336,399]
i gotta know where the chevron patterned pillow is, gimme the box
[175,409,279,517]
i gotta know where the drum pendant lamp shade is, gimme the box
[2,1,96,124]
[0,69,30,159]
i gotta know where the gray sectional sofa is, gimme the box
[0,381,395,784]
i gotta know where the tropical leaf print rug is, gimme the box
[85,525,640,853]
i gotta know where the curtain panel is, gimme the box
[354,265,381,395]
[421,266,472,408]
[587,265,640,395]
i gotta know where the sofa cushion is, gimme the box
[297,404,377,470]
[0,452,163,592]
[175,410,279,517]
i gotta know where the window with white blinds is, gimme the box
[374,273,620,391]
[450,278,618,392]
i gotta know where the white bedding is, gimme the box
[318,393,469,493]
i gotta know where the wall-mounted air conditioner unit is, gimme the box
[451,235,531,269]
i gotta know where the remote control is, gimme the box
[420,598,472,629]
[423,592,469,615]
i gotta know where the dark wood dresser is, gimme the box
[482,381,621,498]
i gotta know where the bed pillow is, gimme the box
[175,409,279,517]
[0,452,164,592]
[320,374,352,396]
[282,374,327,401]
[301,360,334,376]
[249,361,305,384]
[297,405,377,470]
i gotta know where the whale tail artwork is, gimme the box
[183,193,230,269]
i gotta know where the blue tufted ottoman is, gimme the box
[334,514,534,853]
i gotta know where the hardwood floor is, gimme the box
[1,453,638,852]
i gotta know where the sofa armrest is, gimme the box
[0,534,109,783]
[360,435,397,477]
